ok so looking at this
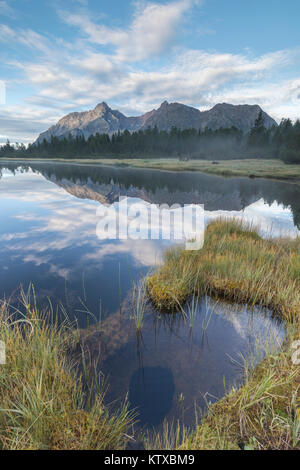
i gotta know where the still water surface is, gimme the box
[1,161,296,429]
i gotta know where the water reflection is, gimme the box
[0,167,167,323]
[77,296,284,429]
[0,162,299,316]
[0,162,293,429]
[129,367,175,427]
[1,161,300,227]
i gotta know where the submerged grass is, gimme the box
[147,219,300,450]
[0,287,134,450]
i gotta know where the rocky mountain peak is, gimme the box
[94,102,110,113]
[36,100,277,143]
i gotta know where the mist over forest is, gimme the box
[1,112,300,164]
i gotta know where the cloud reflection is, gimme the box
[0,168,299,294]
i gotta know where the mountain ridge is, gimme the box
[36,101,277,143]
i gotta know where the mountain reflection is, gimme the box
[1,161,300,229]
[0,162,299,317]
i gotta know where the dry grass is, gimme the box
[0,287,134,450]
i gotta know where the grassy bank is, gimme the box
[146,219,300,450]
[0,289,134,450]
[1,157,300,182]
[180,344,300,450]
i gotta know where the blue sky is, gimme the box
[0,0,300,143]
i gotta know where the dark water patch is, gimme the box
[79,296,285,430]
[129,367,175,427]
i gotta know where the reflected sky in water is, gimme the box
[0,162,299,316]
[0,167,168,321]
[0,162,295,429]
[80,297,285,429]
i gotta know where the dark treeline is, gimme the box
[1,112,300,163]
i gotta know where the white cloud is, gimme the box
[15,47,298,109]
[205,199,300,239]
[0,24,52,55]
[1,0,300,142]
[0,169,164,276]
[0,1,15,18]
[63,0,199,62]
[207,76,300,121]
[0,104,62,143]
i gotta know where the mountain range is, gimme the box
[36,101,277,143]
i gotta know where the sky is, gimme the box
[0,0,300,143]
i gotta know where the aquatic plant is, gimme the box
[201,296,218,332]
[131,279,148,332]
[182,293,199,329]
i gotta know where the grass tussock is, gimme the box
[147,218,300,320]
[147,219,300,450]
[0,288,134,450]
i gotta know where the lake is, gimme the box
[0,161,296,430]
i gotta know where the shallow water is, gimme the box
[0,161,295,429]
[84,297,285,429]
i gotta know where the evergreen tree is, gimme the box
[248,110,268,147]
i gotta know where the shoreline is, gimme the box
[1,157,300,183]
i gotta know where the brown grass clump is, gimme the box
[147,218,300,321]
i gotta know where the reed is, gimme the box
[131,279,148,332]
